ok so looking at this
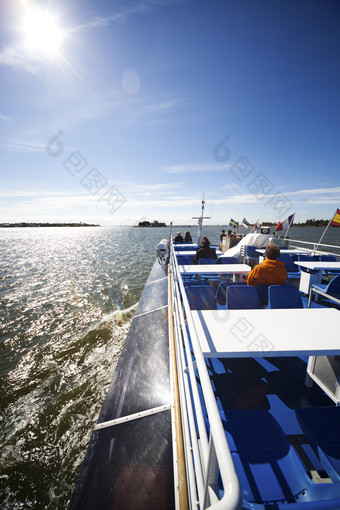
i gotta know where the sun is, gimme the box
[20,7,65,58]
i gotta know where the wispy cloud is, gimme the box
[140,100,183,115]
[119,182,183,194]
[0,114,13,123]
[284,186,340,197]
[165,163,232,174]
[0,189,107,213]
[0,45,41,75]
[118,97,184,126]
[220,184,340,206]
[70,0,184,34]
[3,139,47,153]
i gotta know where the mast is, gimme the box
[192,193,210,245]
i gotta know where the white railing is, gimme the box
[281,238,340,257]
[169,243,242,510]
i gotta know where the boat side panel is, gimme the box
[73,411,174,510]
[68,260,174,509]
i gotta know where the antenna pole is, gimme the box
[193,193,210,245]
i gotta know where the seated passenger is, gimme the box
[247,243,287,287]
[193,237,217,264]
[174,232,184,243]
[183,230,193,243]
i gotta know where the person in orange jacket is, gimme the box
[247,244,287,287]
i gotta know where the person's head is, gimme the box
[176,232,181,236]
[221,229,225,234]
[200,236,210,247]
[265,243,280,260]
[184,230,190,236]
[228,230,232,235]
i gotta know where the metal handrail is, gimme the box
[282,238,340,256]
[170,243,242,510]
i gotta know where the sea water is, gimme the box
[0,224,339,509]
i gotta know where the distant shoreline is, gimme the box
[0,223,100,228]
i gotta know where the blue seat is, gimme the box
[319,255,337,262]
[174,244,198,251]
[296,254,320,275]
[215,281,247,306]
[319,255,340,278]
[198,257,217,265]
[311,275,340,308]
[298,255,320,262]
[216,256,239,264]
[245,245,259,257]
[256,283,270,305]
[222,409,340,507]
[296,406,340,483]
[176,254,194,265]
[185,286,217,310]
[312,274,340,293]
[244,245,259,266]
[267,285,303,309]
[278,254,299,273]
[226,285,261,310]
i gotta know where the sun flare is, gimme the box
[20,7,65,58]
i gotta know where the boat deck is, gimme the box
[171,245,340,509]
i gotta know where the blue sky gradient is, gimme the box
[1,0,340,225]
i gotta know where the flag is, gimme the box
[253,219,260,230]
[331,208,340,227]
[276,213,295,232]
[229,218,238,229]
[242,217,251,227]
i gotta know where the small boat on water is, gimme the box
[69,202,340,510]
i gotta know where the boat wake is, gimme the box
[0,303,138,510]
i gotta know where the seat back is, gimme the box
[298,255,319,262]
[174,244,198,251]
[296,406,340,484]
[245,245,258,257]
[267,284,303,309]
[223,409,340,505]
[327,275,340,294]
[176,254,194,265]
[198,257,216,265]
[319,255,337,262]
[185,286,217,310]
[256,284,270,305]
[215,281,247,305]
[278,254,299,272]
[217,256,238,264]
[226,285,261,310]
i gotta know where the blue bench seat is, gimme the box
[296,406,340,484]
[267,284,304,309]
[311,275,340,310]
[184,285,217,310]
[221,409,340,508]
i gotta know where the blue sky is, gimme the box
[1,0,340,226]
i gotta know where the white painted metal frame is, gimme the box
[170,243,242,510]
